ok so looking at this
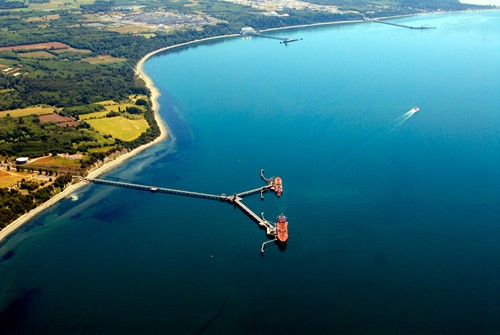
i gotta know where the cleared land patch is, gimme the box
[39,114,79,127]
[19,51,55,59]
[95,100,117,106]
[0,42,70,52]
[86,116,149,141]
[79,111,109,120]
[28,0,94,11]
[28,156,80,168]
[0,170,25,188]
[88,146,116,153]
[103,103,136,113]
[52,48,92,54]
[25,14,61,22]
[0,106,54,118]
[82,55,126,64]
[130,94,148,103]
[109,25,154,34]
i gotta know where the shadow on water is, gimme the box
[1,250,15,262]
[0,288,42,334]
[193,295,231,335]
[160,91,193,155]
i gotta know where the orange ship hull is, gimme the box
[276,214,288,243]
[274,177,283,197]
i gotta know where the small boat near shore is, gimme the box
[68,194,78,201]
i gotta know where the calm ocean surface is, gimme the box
[1,11,499,334]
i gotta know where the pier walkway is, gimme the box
[233,199,275,236]
[79,169,280,241]
[372,19,436,30]
[241,27,302,44]
[80,177,228,201]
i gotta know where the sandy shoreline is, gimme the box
[0,8,496,243]
[0,49,172,242]
[0,33,251,243]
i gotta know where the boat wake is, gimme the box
[389,107,420,133]
[326,107,422,173]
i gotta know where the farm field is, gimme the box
[19,51,55,59]
[28,156,80,168]
[28,0,94,11]
[0,170,36,188]
[0,42,70,51]
[39,114,79,127]
[79,111,109,120]
[109,25,155,34]
[86,116,149,141]
[0,106,54,118]
[88,146,116,153]
[81,55,127,64]
[103,102,138,113]
[52,48,92,54]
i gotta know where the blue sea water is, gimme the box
[1,11,499,334]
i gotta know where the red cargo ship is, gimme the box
[276,214,288,243]
[274,177,283,197]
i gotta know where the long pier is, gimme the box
[251,32,303,44]
[241,27,302,45]
[372,19,436,30]
[81,177,228,201]
[79,169,281,241]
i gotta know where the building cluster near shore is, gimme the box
[95,11,220,32]
[222,0,346,14]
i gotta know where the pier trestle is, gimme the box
[80,170,284,248]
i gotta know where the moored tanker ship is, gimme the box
[274,177,283,197]
[276,214,288,243]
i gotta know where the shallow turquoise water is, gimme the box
[1,11,499,334]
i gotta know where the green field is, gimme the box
[103,103,137,113]
[82,55,127,64]
[79,111,109,120]
[88,146,116,153]
[86,116,149,141]
[28,156,80,168]
[0,106,55,118]
[19,51,55,59]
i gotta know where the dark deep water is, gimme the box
[1,11,499,334]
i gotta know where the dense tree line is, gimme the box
[0,61,147,110]
[0,115,96,157]
[303,0,478,12]
[0,174,73,229]
[0,0,26,9]
[60,104,105,118]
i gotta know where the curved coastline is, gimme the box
[0,49,173,243]
[0,33,246,243]
[0,9,492,243]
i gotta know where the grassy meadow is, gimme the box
[0,106,55,118]
[86,116,149,141]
